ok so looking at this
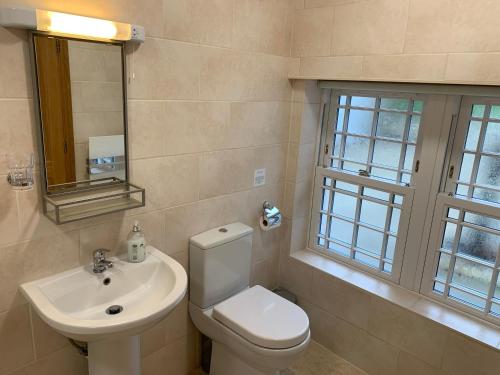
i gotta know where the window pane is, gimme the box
[471,104,486,117]
[404,145,415,171]
[328,241,350,257]
[386,236,396,260]
[321,189,330,211]
[371,167,398,181]
[447,208,460,219]
[472,187,499,204]
[335,181,358,193]
[464,212,500,231]
[363,187,390,201]
[357,226,383,255]
[390,208,400,233]
[413,100,424,113]
[490,105,500,119]
[344,136,369,163]
[336,109,345,131]
[408,115,420,143]
[354,252,379,268]
[458,153,475,182]
[452,257,493,295]
[449,287,486,310]
[329,218,353,245]
[380,98,409,111]
[347,109,373,135]
[464,121,482,151]
[339,95,347,105]
[442,222,457,250]
[458,226,499,263]
[377,112,406,140]
[436,252,451,280]
[359,200,387,229]
[476,155,499,188]
[372,140,402,168]
[484,122,500,153]
[351,96,376,108]
[332,192,357,219]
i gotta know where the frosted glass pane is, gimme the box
[319,214,327,235]
[336,109,345,131]
[318,237,326,246]
[477,155,499,187]
[371,167,398,181]
[335,181,358,193]
[433,281,445,294]
[472,104,486,118]
[452,257,492,295]
[342,161,365,174]
[459,153,475,182]
[490,105,500,119]
[442,222,457,250]
[324,177,332,187]
[386,236,396,260]
[344,136,369,163]
[491,303,500,317]
[465,121,482,151]
[377,112,406,140]
[332,192,357,219]
[354,252,379,268]
[357,227,383,255]
[328,241,350,257]
[413,100,423,113]
[390,208,400,233]
[380,98,409,111]
[347,110,373,135]
[333,134,342,156]
[351,96,376,108]
[329,217,353,245]
[449,287,486,310]
[404,145,415,171]
[456,184,469,197]
[363,187,390,201]
[436,252,450,280]
[360,200,387,229]
[464,212,500,231]
[484,122,500,153]
[447,208,460,219]
[495,276,500,300]
[472,187,499,204]
[458,226,499,263]
[373,140,402,168]
[321,189,330,211]
[408,115,420,143]
[383,263,392,273]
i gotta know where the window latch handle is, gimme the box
[358,169,370,177]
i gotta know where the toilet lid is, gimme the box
[212,285,310,349]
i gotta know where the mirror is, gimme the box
[32,34,127,192]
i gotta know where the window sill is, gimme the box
[291,248,500,350]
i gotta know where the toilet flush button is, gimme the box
[219,228,228,233]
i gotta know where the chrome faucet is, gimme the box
[92,249,113,273]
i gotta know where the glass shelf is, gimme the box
[43,178,145,224]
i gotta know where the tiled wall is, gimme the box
[0,0,294,374]
[291,0,500,85]
[280,80,500,375]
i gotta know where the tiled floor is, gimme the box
[191,341,367,375]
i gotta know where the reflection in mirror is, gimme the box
[33,34,126,191]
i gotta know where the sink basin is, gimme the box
[20,246,187,375]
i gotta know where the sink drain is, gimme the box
[106,305,123,315]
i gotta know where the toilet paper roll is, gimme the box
[260,215,281,231]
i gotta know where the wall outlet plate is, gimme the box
[254,168,266,187]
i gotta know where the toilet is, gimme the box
[188,222,310,375]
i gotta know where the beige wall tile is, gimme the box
[305,0,364,8]
[310,271,371,330]
[441,332,500,375]
[130,154,199,210]
[0,179,20,249]
[31,307,68,359]
[142,334,198,375]
[292,7,334,57]
[20,346,87,375]
[279,252,314,298]
[405,0,500,54]
[332,0,409,56]
[0,304,34,374]
[362,54,447,82]
[445,53,500,84]
[0,29,31,99]
[233,0,293,56]
[299,56,363,79]
[367,296,448,367]
[198,148,254,199]
[128,39,200,100]
[163,0,233,48]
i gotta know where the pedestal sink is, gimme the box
[20,246,188,375]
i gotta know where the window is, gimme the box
[310,85,500,324]
[423,97,500,322]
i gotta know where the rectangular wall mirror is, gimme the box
[31,33,144,224]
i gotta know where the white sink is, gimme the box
[20,246,187,375]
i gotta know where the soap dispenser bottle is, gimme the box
[127,220,146,263]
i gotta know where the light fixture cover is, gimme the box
[0,7,144,42]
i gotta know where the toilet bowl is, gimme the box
[188,223,310,375]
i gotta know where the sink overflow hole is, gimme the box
[103,277,111,286]
[106,305,123,315]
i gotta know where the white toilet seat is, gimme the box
[213,285,309,349]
